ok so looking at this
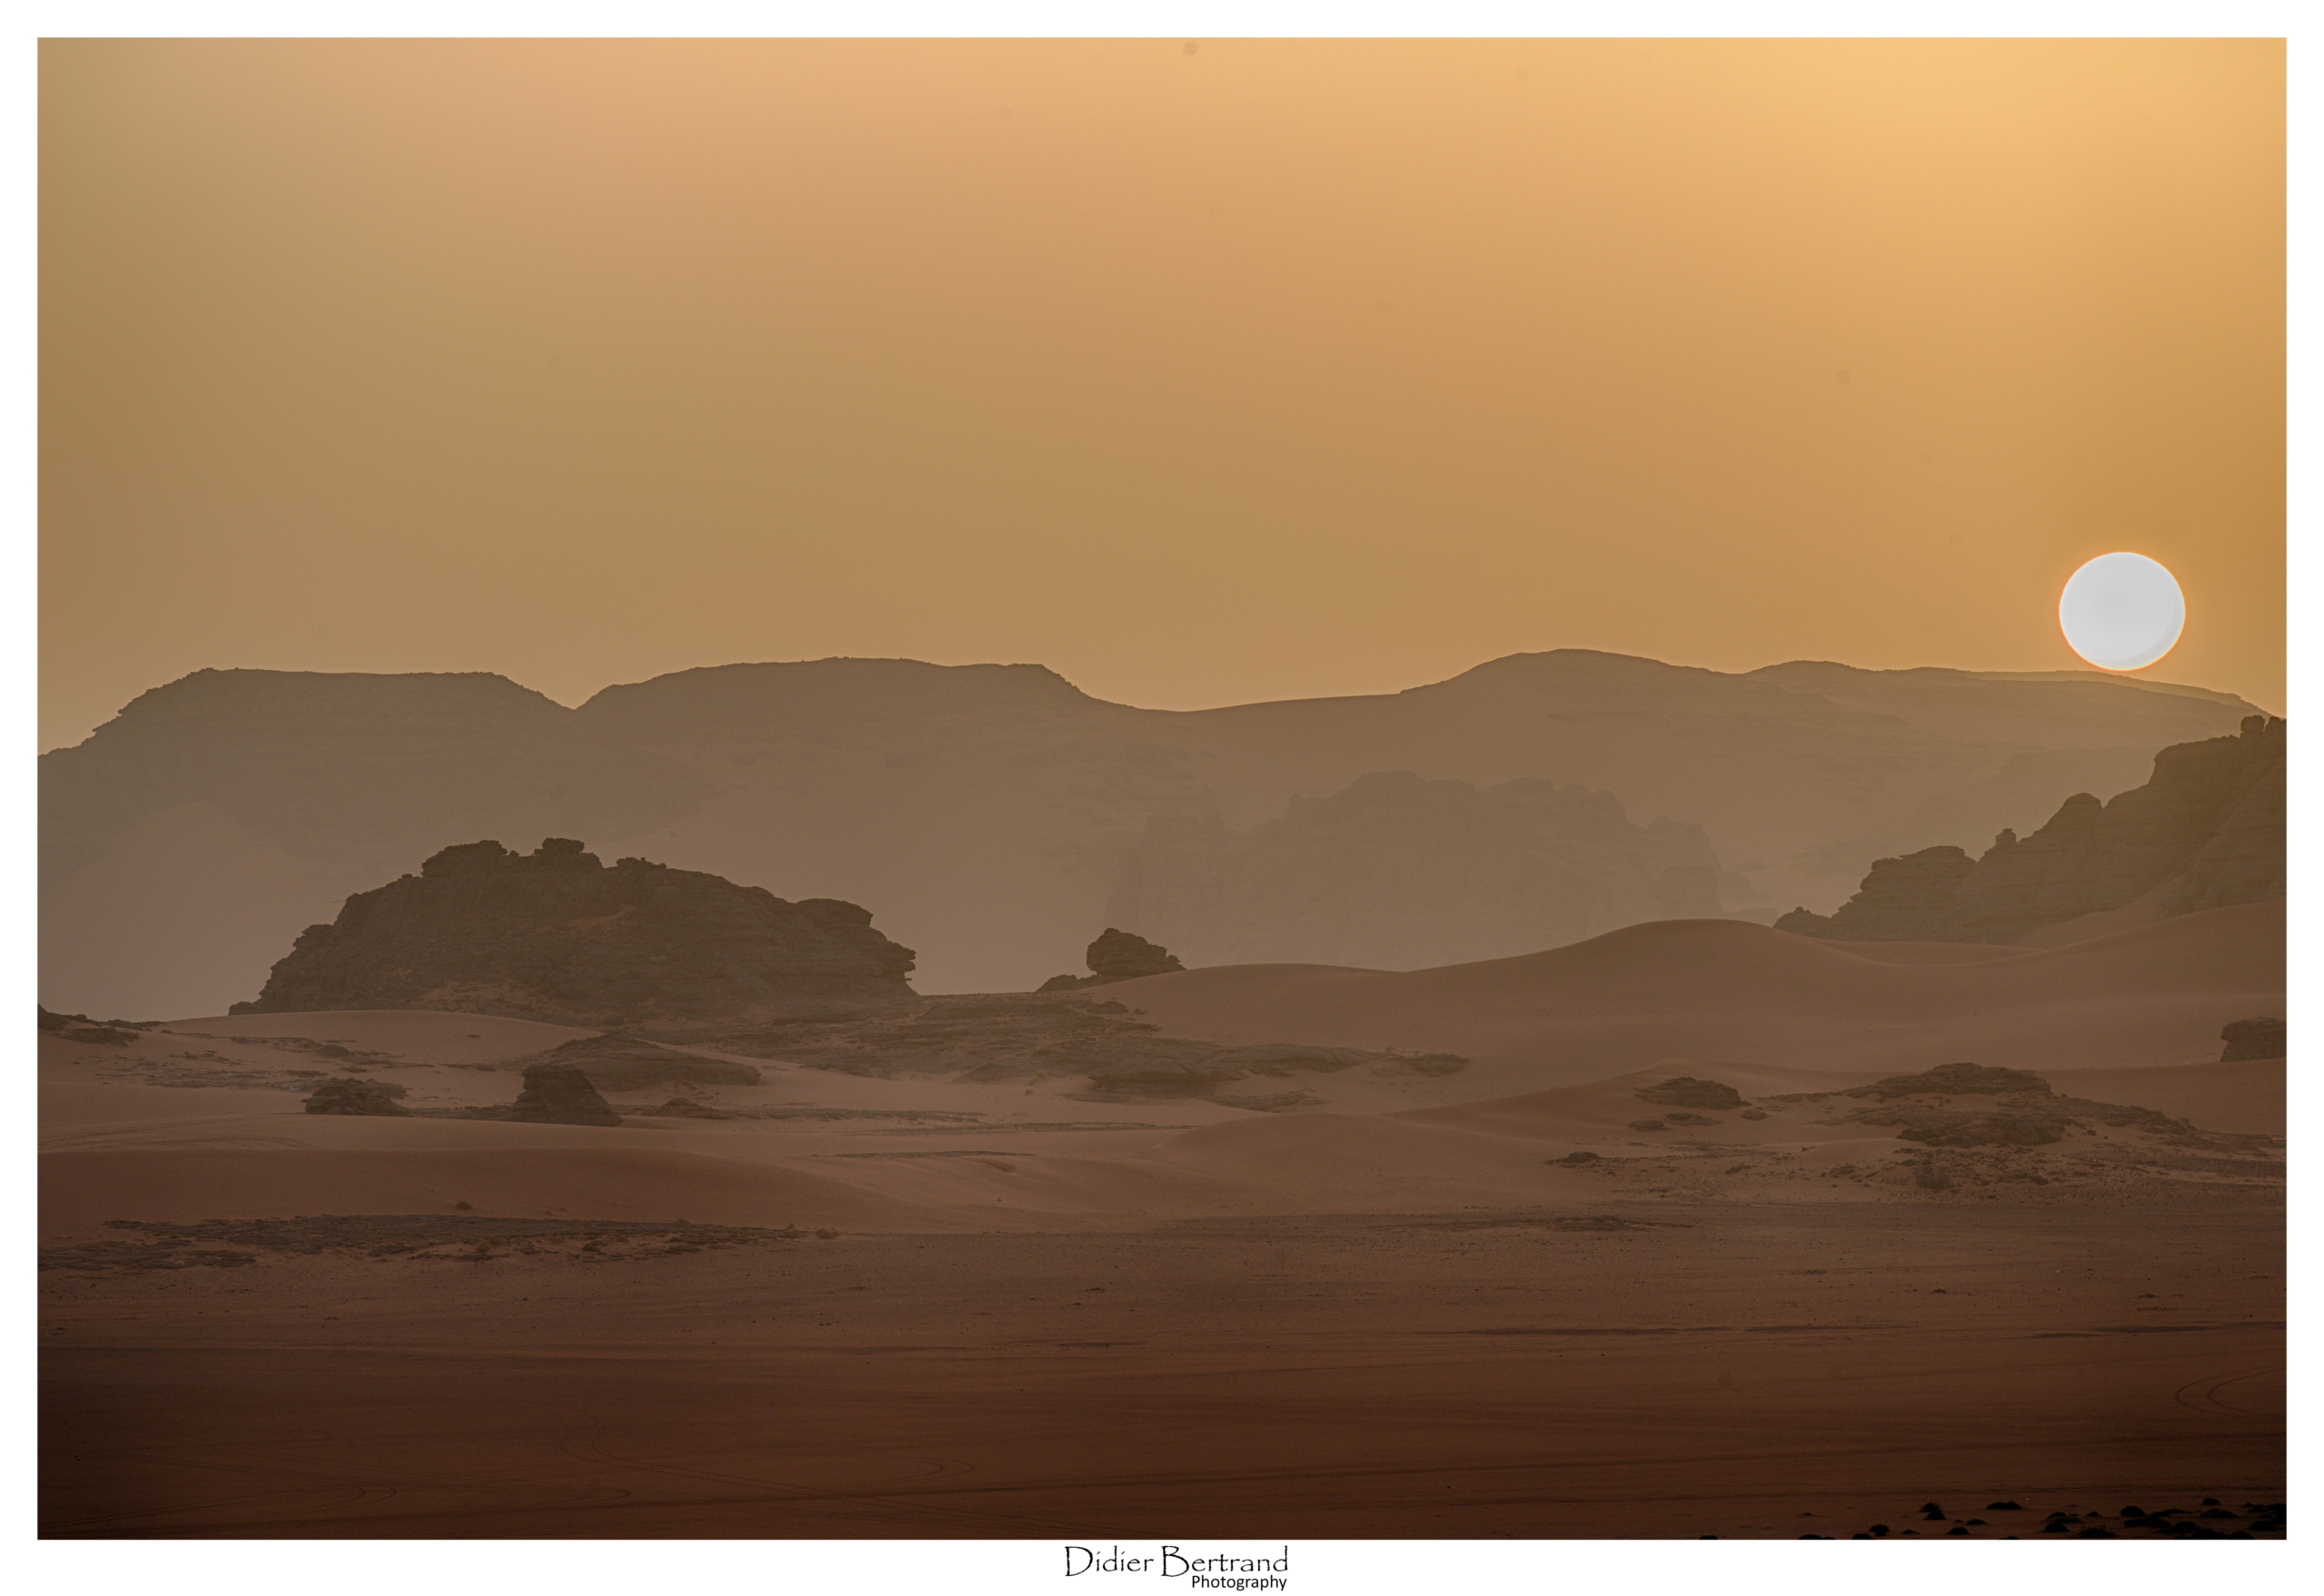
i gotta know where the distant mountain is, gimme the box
[40,652,2260,1015]
[1777,715,2284,945]
[1113,770,1751,970]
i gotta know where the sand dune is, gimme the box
[1108,902,2282,1088]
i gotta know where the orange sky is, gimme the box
[39,38,2285,749]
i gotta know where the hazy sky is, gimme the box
[40,38,2285,749]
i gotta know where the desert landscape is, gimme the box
[39,34,2284,1566]
[39,828,2285,1537]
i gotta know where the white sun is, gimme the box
[2058,552,2185,671]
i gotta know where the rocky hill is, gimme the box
[1777,715,2284,945]
[231,838,917,1026]
[1110,770,1751,970]
[42,653,2260,1014]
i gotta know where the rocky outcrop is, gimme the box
[1846,1061,2052,1099]
[302,1079,411,1116]
[502,1062,622,1126]
[1038,929,1186,991]
[1635,1077,1747,1109]
[231,838,916,1026]
[508,1034,762,1091]
[2220,1018,2285,1062]
[1766,1060,2227,1150]
[1108,771,1752,971]
[1777,716,2284,944]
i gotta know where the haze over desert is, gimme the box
[32,26,2288,1596]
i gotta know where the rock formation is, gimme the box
[303,1079,411,1116]
[1038,929,1186,991]
[2219,1018,2285,1062]
[1635,1077,1747,1109]
[502,1062,622,1127]
[1753,1060,2240,1151]
[231,838,916,1026]
[1107,770,1753,971]
[1776,716,2284,944]
[507,1034,763,1091]
[44,652,2261,1016]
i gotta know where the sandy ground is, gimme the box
[40,1207,2281,1539]
[39,908,2283,1539]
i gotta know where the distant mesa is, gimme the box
[232,838,916,1027]
[2219,1017,2284,1062]
[1776,716,2284,945]
[1039,928,1186,992]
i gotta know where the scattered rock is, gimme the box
[689,991,1461,1099]
[1738,1108,1768,1120]
[1635,1076,1745,1109]
[1847,1061,2052,1098]
[1549,1150,1602,1165]
[302,1079,412,1116]
[1860,1107,2072,1148]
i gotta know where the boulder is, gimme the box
[1039,928,1186,990]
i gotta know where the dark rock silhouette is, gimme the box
[303,1079,411,1116]
[1635,1076,1746,1109]
[39,1005,156,1039]
[2219,1017,2285,1061]
[1038,928,1185,991]
[511,1034,762,1091]
[503,1062,622,1126]
[1777,715,2284,943]
[231,838,915,1026]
